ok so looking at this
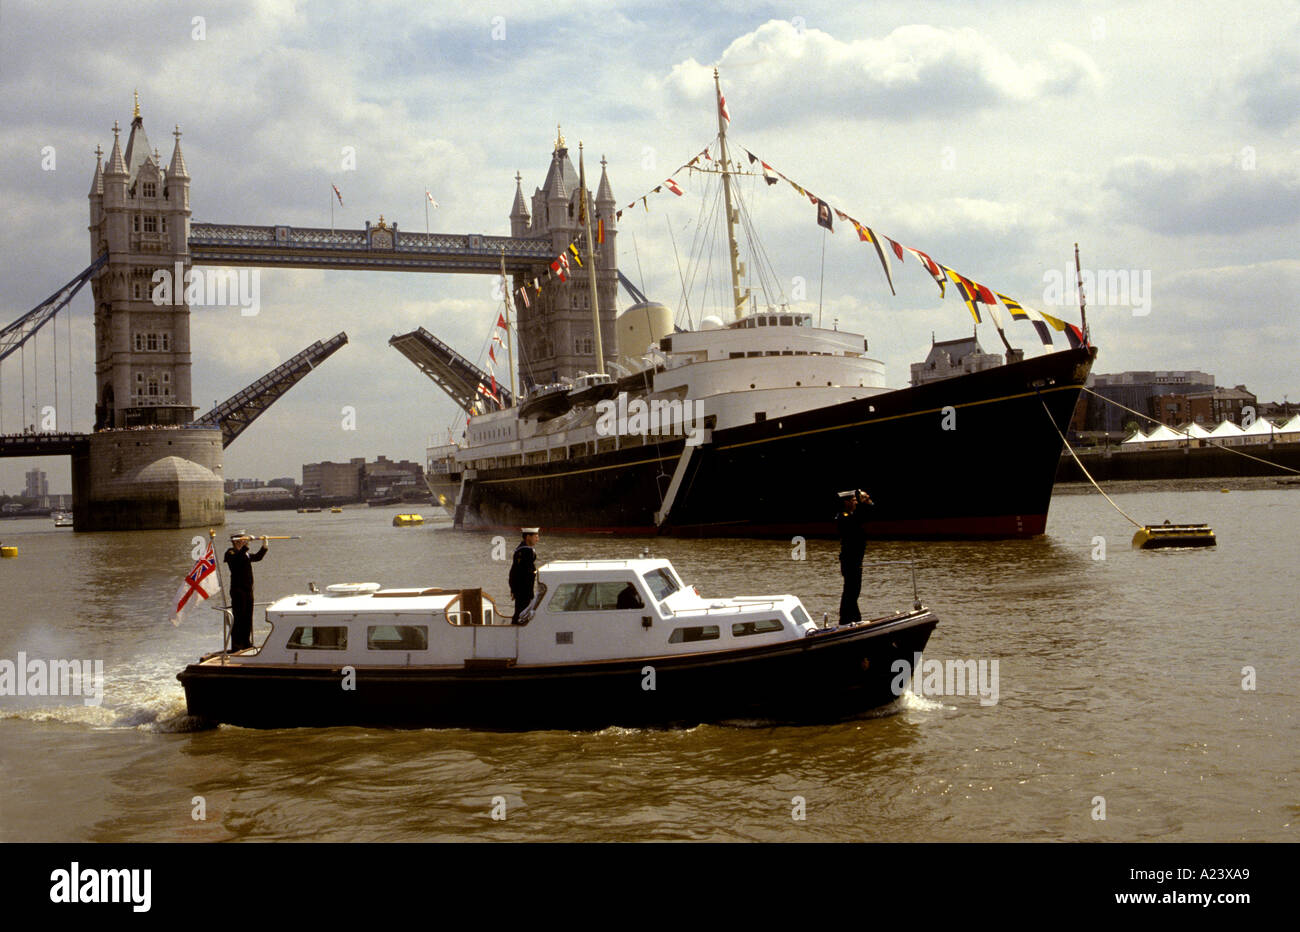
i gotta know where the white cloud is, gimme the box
[665,20,1102,124]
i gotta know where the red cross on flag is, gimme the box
[172,542,220,626]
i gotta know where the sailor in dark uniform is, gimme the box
[835,490,872,625]
[509,527,540,623]
[224,530,269,650]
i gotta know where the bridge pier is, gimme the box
[71,429,223,531]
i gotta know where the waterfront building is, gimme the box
[1084,370,1215,433]
[24,468,49,502]
[909,333,1005,386]
[301,458,364,501]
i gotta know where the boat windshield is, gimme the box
[643,567,680,601]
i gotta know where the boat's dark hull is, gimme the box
[178,609,937,730]
[432,346,1095,538]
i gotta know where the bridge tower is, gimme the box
[89,94,195,429]
[74,95,222,531]
[510,129,619,389]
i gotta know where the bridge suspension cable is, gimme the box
[0,253,106,365]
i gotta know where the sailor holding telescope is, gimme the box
[835,489,873,625]
[224,530,269,651]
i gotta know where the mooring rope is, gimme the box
[1082,386,1300,476]
[1041,396,1143,529]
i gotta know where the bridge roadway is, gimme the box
[0,427,217,459]
[0,431,90,458]
[188,223,556,274]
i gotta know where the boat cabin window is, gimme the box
[285,626,348,650]
[549,580,643,612]
[367,625,429,650]
[642,568,680,601]
[668,625,719,643]
[732,619,785,637]
[791,605,812,627]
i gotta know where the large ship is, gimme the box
[408,76,1096,538]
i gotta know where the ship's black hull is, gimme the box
[431,347,1095,538]
[178,609,938,730]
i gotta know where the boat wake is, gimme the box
[898,690,948,712]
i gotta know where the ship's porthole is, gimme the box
[750,384,755,389]
[795,381,801,386]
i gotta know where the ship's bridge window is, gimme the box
[733,618,785,637]
[549,581,642,612]
[643,568,680,601]
[367,625,429,650]
[780,316,792,326]
[285,626,348,650]
[669,625,719,643]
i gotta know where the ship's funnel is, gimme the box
[617,302,674,360]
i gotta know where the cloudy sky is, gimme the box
[2,0,1297,495]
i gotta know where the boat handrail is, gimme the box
[663,597,785,617]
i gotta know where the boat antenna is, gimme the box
[714,68,747,321]
[499,248,517,405]
[578,143,605,375]
[1074,242,1089,344]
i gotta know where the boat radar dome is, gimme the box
[700,315,724,330]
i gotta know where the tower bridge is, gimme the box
[1,98,627,530]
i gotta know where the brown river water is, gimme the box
[0,481,1295,842]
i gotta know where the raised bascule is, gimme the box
[0,100,627,530]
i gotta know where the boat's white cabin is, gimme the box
[240,558,818,667]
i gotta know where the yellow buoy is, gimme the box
[392,513,424,527]
[1,546,17,558]
[1132,523,1216,549]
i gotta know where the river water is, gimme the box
[1,481,1295,842]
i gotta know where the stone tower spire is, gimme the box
[595,156,617,272]
[509,171,530,237]
[167,125,189,178]
[88,145,104,197]
[106,122,127,177]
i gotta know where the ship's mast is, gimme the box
[499,249,517,404]
[714,68,747,321]
[579,143,605,375]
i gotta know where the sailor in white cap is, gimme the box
[509,527,541,623]
[224,530,269,650]
[834,489,872,624]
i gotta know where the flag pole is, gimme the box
[579,143,605,375]
[425,194,430,234]
[208,529,231,664]
[330,185,334,233]
[500,249,517,405]
[1074,242,1088,344]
